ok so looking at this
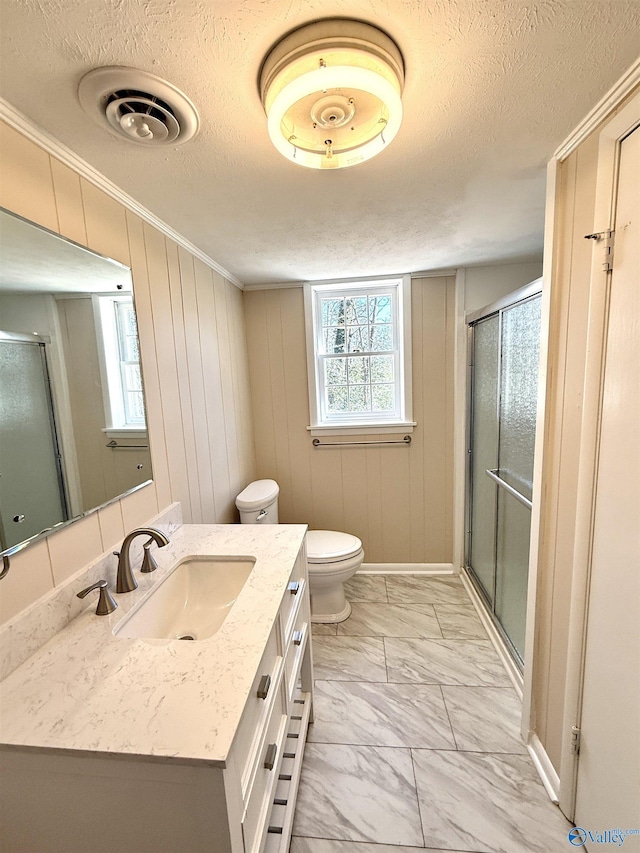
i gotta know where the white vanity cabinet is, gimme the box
[228,551,314,853]
[0,533,313,853]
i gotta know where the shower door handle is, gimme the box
[485,469,532,510]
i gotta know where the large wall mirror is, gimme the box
[0,208,153,554]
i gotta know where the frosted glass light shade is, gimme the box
[260,19,404,170]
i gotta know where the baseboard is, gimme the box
[358,563,454,575]
[527,733,561,804]
[459,568,524,699]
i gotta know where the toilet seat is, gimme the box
[306,530,362,564]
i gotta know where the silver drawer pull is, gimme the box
[264,742,278,771]
[257,674,271,700]
[292,630,303,646]
[288,581,300,594]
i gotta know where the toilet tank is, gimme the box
[236,479,279,524]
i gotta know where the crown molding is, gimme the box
[0,98,245,290]
[244,268,461,291]
[554,56,640,162]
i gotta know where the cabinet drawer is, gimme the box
[280,557,306,644]
[242,679,288,853]
[284,605,308,704]
[235,624,281,796]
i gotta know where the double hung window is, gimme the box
[304,276,412,432]
[95,295,146,430]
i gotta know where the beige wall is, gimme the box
[530,85,640,773]
[244,278,455,565]
[464,261,543,314]
[0,120,255,626]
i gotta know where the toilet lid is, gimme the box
[306,530,363,563]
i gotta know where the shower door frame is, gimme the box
[0,331,69,550]
[464,279,543,670]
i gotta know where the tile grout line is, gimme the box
[408,747,428,849]
[437,684,460,751]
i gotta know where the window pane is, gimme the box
[346,327,366,352]
[310,279,408,427]
[327,386,348,412]
[324,357,346,385]
[371,324,393,351]
[369,294,392,323]
[370,355,393,383]
[126,335,140,362]
[322,298,344,327]
[349,385,371,412]
[372,384,394,412]
[345,297,368,325]
[324,327,345,354]
[124,364,142,391]
[128,391,146,420]
[347,357,369,384]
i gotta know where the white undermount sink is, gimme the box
[114,556,256,641]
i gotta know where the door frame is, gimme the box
[555,87,640,820]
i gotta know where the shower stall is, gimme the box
[0,332,68,549]
[465,280,542,666]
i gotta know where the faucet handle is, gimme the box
[140,539,158,574]
[77,580,118,615]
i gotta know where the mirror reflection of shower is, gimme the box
[0,208,152,553]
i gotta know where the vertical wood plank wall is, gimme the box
[243,278,456,565]
[0,120,255,625]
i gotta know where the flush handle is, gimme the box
[264,742,278,771]
[257,674,271,700]
[293,630,304,646]
[288,581,300,595]
[256,509,268,522]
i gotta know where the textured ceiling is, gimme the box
[1,1,639,285]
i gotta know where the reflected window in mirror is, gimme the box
[96,295,146,430]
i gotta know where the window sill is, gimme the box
[103,428,148,440]
[307,422,416,437]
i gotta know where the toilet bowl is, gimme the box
[235,480,364,623]
[305,529,364,623]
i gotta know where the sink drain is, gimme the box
[176,633,196,641]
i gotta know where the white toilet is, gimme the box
[235,479,364,623]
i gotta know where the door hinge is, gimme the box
[570,724,581,755]
[584,229,615,271]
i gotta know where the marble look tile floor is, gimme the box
[293,574,572,853]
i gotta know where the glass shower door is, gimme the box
[468,315,499,601]
[0,336,67,549]
[467,292,541,664]
[494,296,541,657]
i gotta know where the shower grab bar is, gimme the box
[106,440,149,450]
[313,435,411,448]
[485,469,532,510]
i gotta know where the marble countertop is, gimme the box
[0,524,307,767]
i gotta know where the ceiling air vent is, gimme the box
[78,67,199,146]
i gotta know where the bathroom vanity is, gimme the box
[0,524,313,853]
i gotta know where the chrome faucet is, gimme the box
[115,527,170,593]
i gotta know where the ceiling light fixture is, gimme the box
[259,19,404,170]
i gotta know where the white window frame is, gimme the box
[93,294,146,432]
[304,275,414,435]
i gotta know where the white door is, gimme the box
[573,126,640,841]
